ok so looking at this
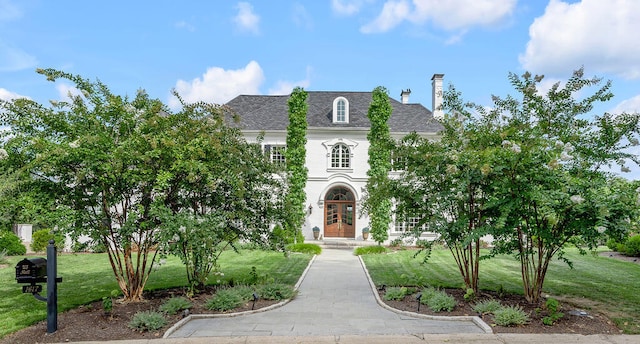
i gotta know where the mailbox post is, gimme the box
[46,239,58,333]
[15,239,62,333]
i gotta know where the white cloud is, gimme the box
[0,42,37,72]
[0,87,27,101]
[174,20,195,32]
[0,0,21,22]
[361,1,410,34]
[361,0,515,34]
[610,95,640,114]
[520,0,640,79]
[233,2,260,35]
[331,0,364,16]
[55,83,83,102]
[170,61,265,107]
[268,67,313,95]
[292,3,313,30]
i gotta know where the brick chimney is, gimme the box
[400,89,411,104]
[431,74,444,120]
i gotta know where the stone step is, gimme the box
[313,239,380,250]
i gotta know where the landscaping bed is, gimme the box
[379,287,621,335]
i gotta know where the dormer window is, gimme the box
[332,97,349,123]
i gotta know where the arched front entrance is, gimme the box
[324,186,355,238]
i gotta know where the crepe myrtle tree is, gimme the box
[391,88,500,293]
[485,68,640,303]
[0,69,198,301]
[154,97,285,292]
[363,86,393,244]
[3,69,188,301]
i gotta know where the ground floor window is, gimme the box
[394,217,425,233]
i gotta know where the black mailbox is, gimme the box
[15,257,47,283]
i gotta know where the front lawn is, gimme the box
[361,247,640,334]
[0,249,311,339]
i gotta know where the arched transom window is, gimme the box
[331,144,350,168]
[325,186,355,201]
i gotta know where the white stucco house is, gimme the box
[225,74,445,244]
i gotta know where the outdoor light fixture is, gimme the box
[416,293,422,311]
[252,293,259,310]
[308,204,313,214]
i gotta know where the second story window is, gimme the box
[391,150,407,171]
[336,99,345,122]
[332,97,349,123]
[265,145,286,166]
[331,144,350,168]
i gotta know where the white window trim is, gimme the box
[264,144,286,166]
[332,97,349,123]
[322,138,358,172]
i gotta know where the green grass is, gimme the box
[362,247,640,334]
[0,249,311,338]
[354,245,389,255]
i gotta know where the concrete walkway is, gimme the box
[74,248,637,343]
[165,248,487,338]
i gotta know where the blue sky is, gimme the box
[1,0,640,176]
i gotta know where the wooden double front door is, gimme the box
[324,186,355,238]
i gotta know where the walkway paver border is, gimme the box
[357,255,493,333]
[163,250,493,338]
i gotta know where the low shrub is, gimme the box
[606,238,619,251]
[542,298,564,326]
[463,288,475,301]
[472,299,502,314]
[418,287,440,303]
[383,287,408,301]
[418,287,456,312]
[624,235,640,257]
[426,291,456,312]
[493,305,530,326]
[616,243,627,254]
[0,231,26,256]
[159,297,192,315]
[205,289,243,311]
[128,311,167,332]
[30,229,64,252]
[286,243,322,255]
[230,285,257,301]
[258,283,296,300]
[354,245,388,255]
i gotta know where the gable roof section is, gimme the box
[225,91,443,133]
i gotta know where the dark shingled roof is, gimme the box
[225,91,443,133]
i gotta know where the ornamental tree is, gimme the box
[154,99,284,292]
[1,69,172,301]
[472,69,639,303]
[363,86,393,244]
[392,91,499,293]
[487,69,640,303]
[283,87,308,243]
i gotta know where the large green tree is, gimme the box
[283,87,308,243]
[154,99,284,292]
[363,86,393,243]
[392,68,640,303]
[486,69,640,303]
[392,91,497,293]
[0,69,175,301]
